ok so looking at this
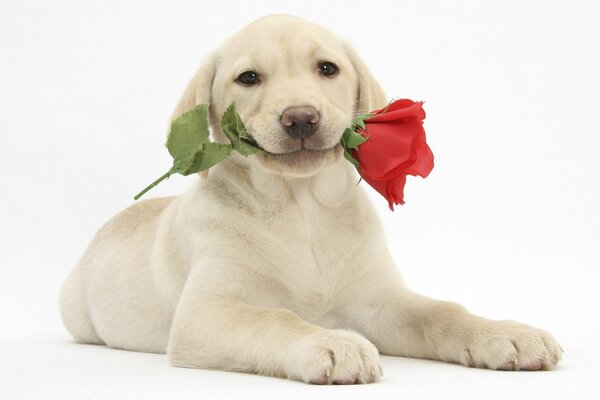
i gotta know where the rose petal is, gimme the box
[351,98,433,210]
[404,132,434,178]
[367,100,425,123]
[356,118,423,179]
[358,172,408,211]
[384,174,408,210]
[370,99,418,115]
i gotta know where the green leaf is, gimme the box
[220,103,263,156]
[353,113,372,123]
[135,104,234,200]
[166,104,210,160]
[352,113,372,130]
[235,137,263,156]
[344,150,361,167]
[342,128,367,149]
[186,142,232,175]
[171,157,194,175]
[172,143,232,176]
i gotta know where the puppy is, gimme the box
[60,15,562,384]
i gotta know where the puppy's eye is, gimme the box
[318,62,338,77]
[237,71,260,85]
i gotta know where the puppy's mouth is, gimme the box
[261,144,342,172]
[267,144,338,155]
[260,130,342,156]
[243,125,344,172]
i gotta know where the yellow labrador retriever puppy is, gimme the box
[60,15,562,384]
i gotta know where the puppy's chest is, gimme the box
[253,205,365,312]
[271,208,351,265]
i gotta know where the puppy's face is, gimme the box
[174,15,387,177]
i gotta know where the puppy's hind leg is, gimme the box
[59,265,103,345]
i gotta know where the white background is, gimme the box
[1,0,599,399]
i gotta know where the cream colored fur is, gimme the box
[60,15,562,384]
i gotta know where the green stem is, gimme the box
[133,169,173,200]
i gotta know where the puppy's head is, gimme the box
[173,15,387,177]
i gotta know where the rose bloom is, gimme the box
[353,99,434,210]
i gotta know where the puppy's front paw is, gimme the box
[286,329,382,384]
[460,321,563,371]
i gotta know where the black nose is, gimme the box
[280,106,320,140]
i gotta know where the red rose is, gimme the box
[353,99,434,210]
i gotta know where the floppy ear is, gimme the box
[171,52,218,120]
[169,53,218,178]
[344,43,388,114]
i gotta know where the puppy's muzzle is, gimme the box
[280,106,320,140]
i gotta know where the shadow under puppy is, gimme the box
[60,14,562,384]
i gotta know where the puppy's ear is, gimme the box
[171,52,218,120]
[170,53,218,178]
[344,43,388,114]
